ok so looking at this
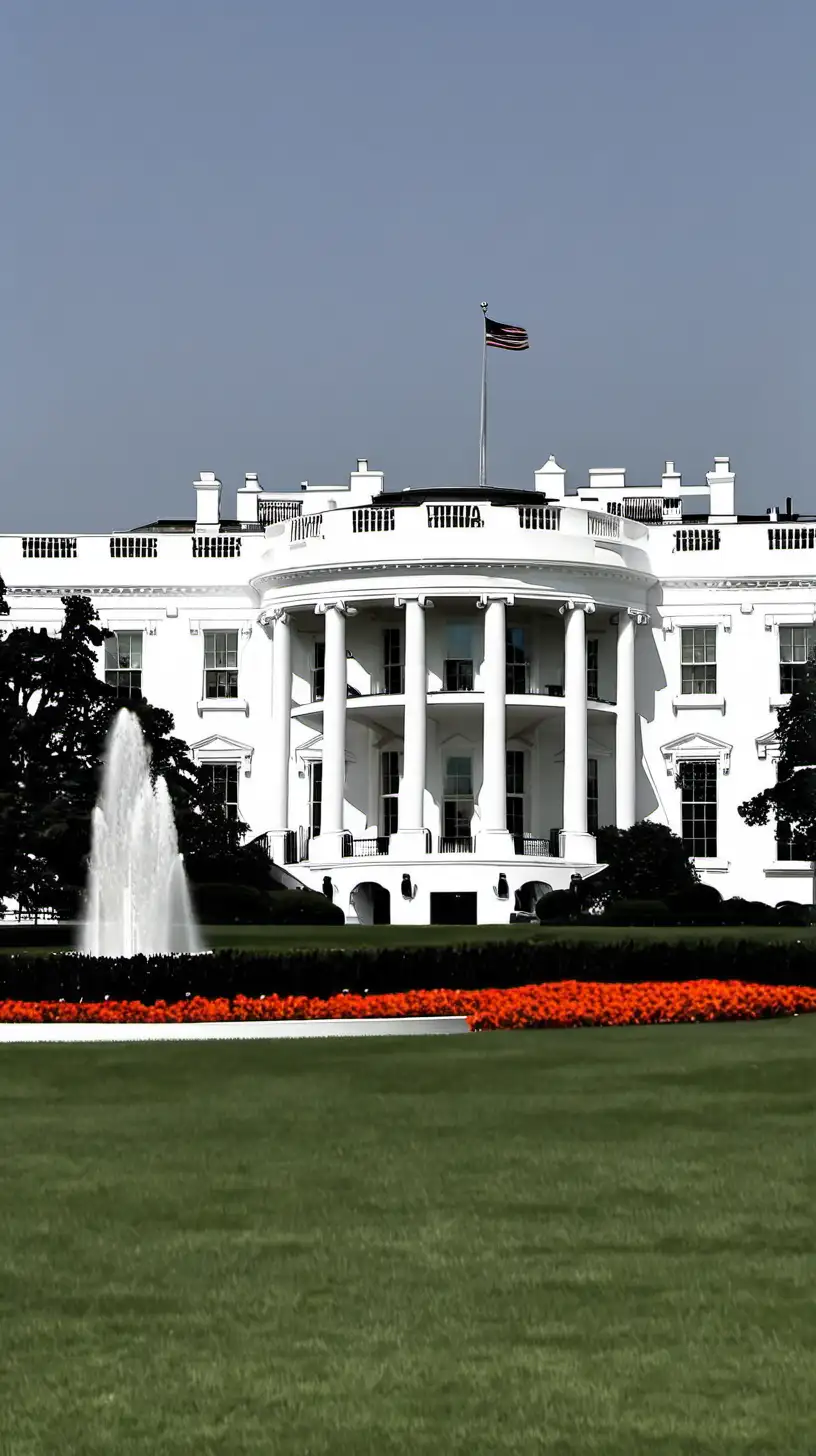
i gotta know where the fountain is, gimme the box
[80,709,202,957]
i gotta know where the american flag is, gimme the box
[485,316,529,351]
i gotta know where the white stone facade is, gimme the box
[1,456,812,923]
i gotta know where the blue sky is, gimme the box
[0,0,810,529]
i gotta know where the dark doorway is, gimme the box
[430,891,478,925]
[351,882,391,925]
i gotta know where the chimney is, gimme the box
[767,506,779,523]
[534,455,566,499]
[662,460,682,496]
[706,456,736,522]
[194,471,222,532]
[236,471,262,524]
[349,457,384,501]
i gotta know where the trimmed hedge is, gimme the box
[192,886,344,926]
[2,935,816,1004]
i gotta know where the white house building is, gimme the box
[1,455,812,923]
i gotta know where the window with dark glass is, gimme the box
[309,761,322,837]
[679,759,717,857]
[104,631,143,699]
[776,819,809,861]
[444,623,474,691]
[312,641,325,701]
[383,629,404,694]
[586,639,599,700]
[779,626,816,694]
[506,751,524,836]
[443,755,473,839]
[680,627,717,694]
[204,762,239,820]
[506,625,528,694]
[203,630,238,699]
[380,750,400,835]
[587,757,599,835]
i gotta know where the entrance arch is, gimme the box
[350,882,391,926]
[515,880,552,915]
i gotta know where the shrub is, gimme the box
[664,883,723,926]
[265,891,345,926]
[535,889,576,923]
[775,900,812,927]
[601,898,672,926]
[192,883,271,924]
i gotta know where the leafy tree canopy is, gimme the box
[0,584,267,917]
[739,660,816,860]
[589,820,698,905]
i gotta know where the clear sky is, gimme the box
[1,0,810,530]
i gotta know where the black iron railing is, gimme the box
[341,835,390,858]
[513,835,552,857]
[438,836,475,853]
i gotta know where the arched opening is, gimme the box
[350,881,391,926]
[514,880,552,916]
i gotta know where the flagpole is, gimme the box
[479,301,488,488]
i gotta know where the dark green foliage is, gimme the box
[664,883,723,925]
[534,889,576,922]
[601,898,671,926]
[4,934,816,1002]
[265,890,345,925]
[739,657,816,863]
[592,821,698,905]
[191,885,344,926]
[0,582,263,916]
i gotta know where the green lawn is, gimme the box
[205,921,816,952]
[1,1020,814,1453]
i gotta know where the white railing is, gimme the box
[768,526,816,550]
[109,535,158,558]
[259,499,302,525]
[22,536,77,559]
[291,513,323,542]
[674,528,720,552]
[352,507,395,533]
[517,505,560,530]
[588,512,620,540]
[426,503,484,529]
[192,535,242,558]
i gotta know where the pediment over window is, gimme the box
[190,733,254,776]
[295,734,356,764]
[660,732,732,776]
[755,730,779,761]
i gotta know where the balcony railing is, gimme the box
[259,499,302,525]
[513,835,552,857]
[438,836,475,853]
[341,834,390,857]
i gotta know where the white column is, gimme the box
[310,602,347,859]
[392,596,430,855]
[615,610,639,829]
[267,611,292,859]
[560,600,596,863]
[477,596,513,856]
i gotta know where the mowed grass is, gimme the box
[1,1020,814,1454]
[205,921,816,953]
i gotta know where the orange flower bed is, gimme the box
[1,980,815,1029]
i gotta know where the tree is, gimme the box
[739,659,816,899]
[588,820,698,907]
[0,590,266,918]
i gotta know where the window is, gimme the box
[680,627,717,695]
[383,629,404,695]
[444,624,474,691]
[679,759,717,857]
[443,755,473,840]
[380,751,400,836]
[587,639,599,700]
[309,761,322,837]
[203,631,238,699]
[104,631,143,699]
[312,641,325,701]
[779,626,816,694]
[506,751,524,836]
[587,758,599,835]
[203,762,239,820]
[776,820,810,861]
[506,626,528,694]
